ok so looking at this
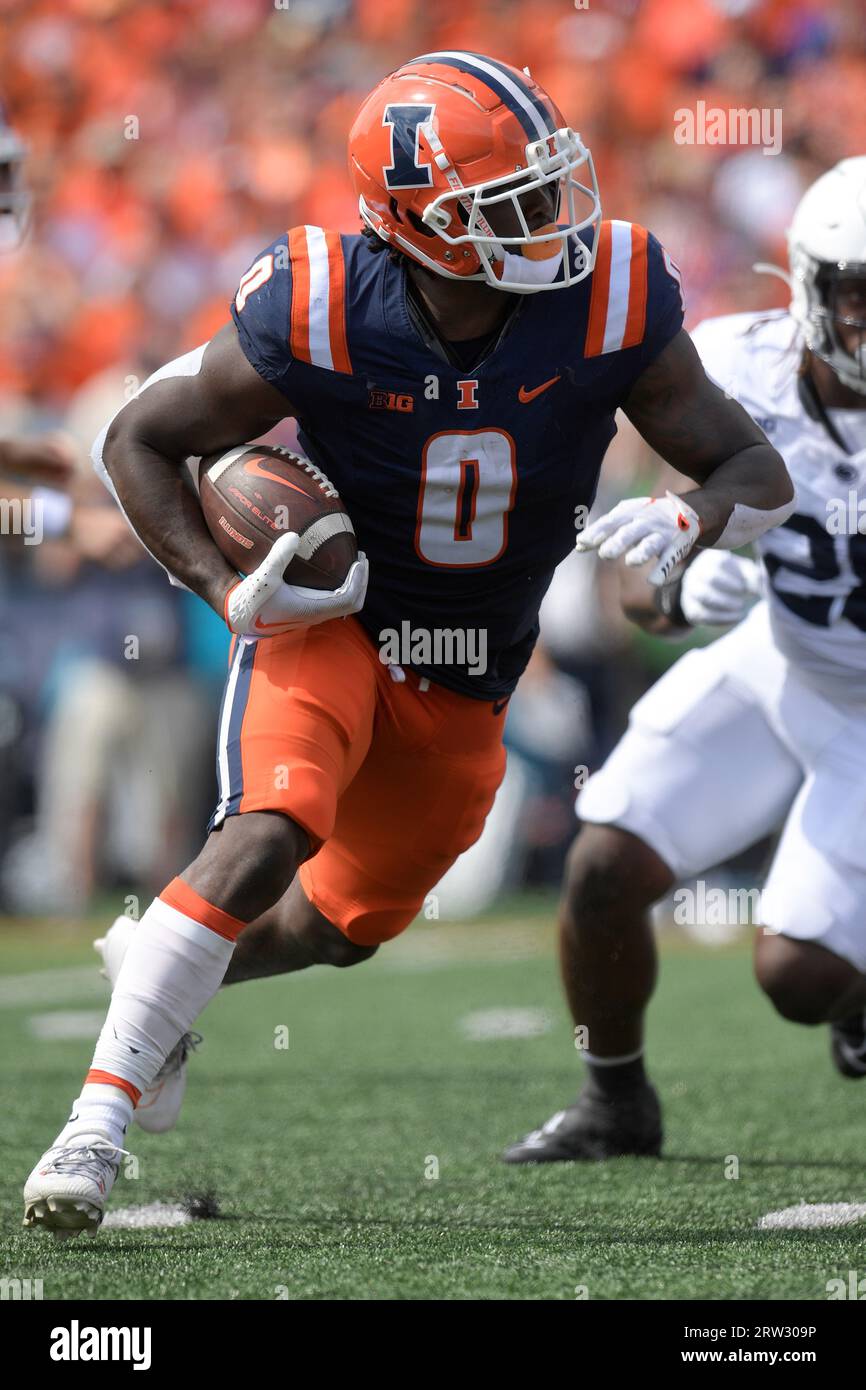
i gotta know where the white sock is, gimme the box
[56,1083,134,1150]
[583,1048,644,1067]
[87,889,238,1096]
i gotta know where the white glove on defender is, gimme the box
[576,491,702,586]
[225,532,369,637]
[679,550,762,627]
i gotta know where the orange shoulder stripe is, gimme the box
[325,229,352,375]
[288,225,312,364]
[584,220,612,358]
[622,224,649,350]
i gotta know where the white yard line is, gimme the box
[27,1009,106,1040]
[758,1202,866,1230]
[103,1203,193,1230]
[0,966,106,1009]
[459,1007,553,1040]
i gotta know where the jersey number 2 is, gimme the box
[763,512,866,631]
[415,429,517,568]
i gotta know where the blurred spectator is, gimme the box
[1,0,863,909]
[4,0,865,421]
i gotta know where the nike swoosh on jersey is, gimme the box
[518,375,561,403]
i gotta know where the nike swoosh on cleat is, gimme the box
[518,375,560,403]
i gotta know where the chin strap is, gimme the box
[493,244,563,288]
[798,367,853,454]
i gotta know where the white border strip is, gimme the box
[213,638,247,825]
[601,219,633,354]
[304,225,334,371]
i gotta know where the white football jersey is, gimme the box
[691,310,866,704]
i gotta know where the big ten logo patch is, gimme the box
[368,388,415,413]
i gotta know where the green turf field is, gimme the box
[2,896,865,1301]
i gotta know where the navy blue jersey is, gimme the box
[230,220,684,699]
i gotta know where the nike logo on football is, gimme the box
[492,696,510,716]
[243,456,310,498]
[518,375,560,403]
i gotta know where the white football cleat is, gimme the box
[94,917,203,1133]
[23,1131,127,1239]
[93,914,136,986]
[134,1031,202,1133]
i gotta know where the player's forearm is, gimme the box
[681,442,795,548]
[619,558,690,637]
[101,426,237,614]
[624,331,795,548]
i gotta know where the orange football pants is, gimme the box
[209,617,507,945]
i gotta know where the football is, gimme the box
[198,444,357,590]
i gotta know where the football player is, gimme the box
[505,157,866,1164]
[23,53,793,1234]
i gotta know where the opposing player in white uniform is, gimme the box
[504,157,866,1163]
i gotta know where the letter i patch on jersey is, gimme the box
[457,379,479,409]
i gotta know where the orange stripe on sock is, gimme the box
[584,220,612,358]
[86,1070,142,1104]
[160,876,247,941]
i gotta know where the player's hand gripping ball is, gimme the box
[198,444,368,637]
[224,532,368,638]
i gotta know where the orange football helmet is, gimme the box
[348,52,601,294]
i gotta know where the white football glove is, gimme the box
[679,550,762,627]
[576,490,702,586]
[225,531,369,638]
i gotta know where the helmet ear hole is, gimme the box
[406,208,438,239]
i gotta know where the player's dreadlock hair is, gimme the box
[361,194,445,267]
[361,224,406,266]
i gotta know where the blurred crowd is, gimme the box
[0,0,862,914]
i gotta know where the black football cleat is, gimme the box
[501,1083,663,1163]
[830,1010,866,1078]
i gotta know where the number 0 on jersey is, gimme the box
[415,428,517,567]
